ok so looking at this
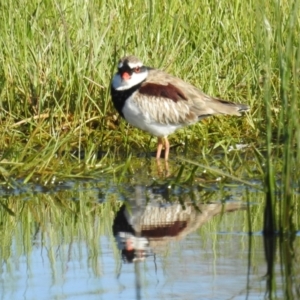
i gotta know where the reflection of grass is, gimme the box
[0,168,299,297]
[0,179,260,273]
[0,183,122,276]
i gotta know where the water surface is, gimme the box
[0,158,299,300]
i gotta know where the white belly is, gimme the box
[122,96,182,137]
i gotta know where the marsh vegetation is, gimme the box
[0,0,300,298]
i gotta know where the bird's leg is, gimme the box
[156,137,170,160]
[164,137,170,160]
[156,137,164,159]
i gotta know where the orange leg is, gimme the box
[156,137,170,160]
[164,137,170,160]
[156,137,163,159]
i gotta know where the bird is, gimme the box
[111,55,249,160]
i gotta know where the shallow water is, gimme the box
[0,158,299,300]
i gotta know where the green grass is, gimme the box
[1,4,300,297]
[0,1,255,168]
[0,0,300,214]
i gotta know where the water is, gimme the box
[0,159,299,300]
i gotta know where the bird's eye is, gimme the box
[134,67,140,73]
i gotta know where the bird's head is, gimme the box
[112,55,148,91]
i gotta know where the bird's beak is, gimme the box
[121,72,131,80]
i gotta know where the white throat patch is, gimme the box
[112,69,148,91]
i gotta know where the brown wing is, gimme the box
[139,82,188,102]
[135,80,197,125]
[144,69,249,117]
[133,68,249,126]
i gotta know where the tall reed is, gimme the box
[255,0,300,234]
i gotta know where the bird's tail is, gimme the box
[212,98,250,116]
[237,103,250,113]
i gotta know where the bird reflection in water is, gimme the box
[113,185,245,263]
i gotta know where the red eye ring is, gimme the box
[134,67,140,73]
